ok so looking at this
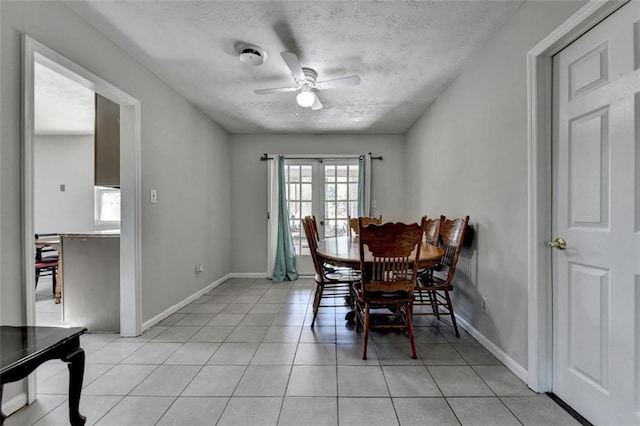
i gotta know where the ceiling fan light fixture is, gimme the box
[296,90,315,108]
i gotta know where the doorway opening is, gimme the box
[32,60,101,327]
[22,35,142,401]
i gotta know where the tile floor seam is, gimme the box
[495,395,527,426]
[90,394,125,426]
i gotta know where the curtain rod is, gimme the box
[260,153,383,161]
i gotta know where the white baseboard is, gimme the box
[141,273,232,332]
[227,272,314,279]
[455,315,529,384]
[1,392,27,418]
[229,272,269,279]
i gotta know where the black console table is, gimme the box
[0,326,87,425]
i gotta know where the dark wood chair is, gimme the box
[35,233,59,295]
[308,215,320,242]
[354,217,425,360]
[414,215,469,337]
[423,215,441,245]
[347,215,382,238]
[303,217,360,328]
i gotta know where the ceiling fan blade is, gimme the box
[281,51,305,81]
[315,75,361,90]
[254,87,298,95]
[310,92,323,111]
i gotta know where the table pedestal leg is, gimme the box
[62,348,86,426]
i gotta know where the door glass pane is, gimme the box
[325,202,336,218]
[301,183,312,200]
[324,163,359,239]
[284,164,309,255]
[301,165,312,182]
[336,165,348,182]
[337,183,348,200]
[301,201,312,218]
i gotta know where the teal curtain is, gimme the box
[273,155,298,282]
[357,155,366,216]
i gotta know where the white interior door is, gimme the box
[552,1,640,424]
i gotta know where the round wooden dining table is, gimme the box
[316,236,444,269]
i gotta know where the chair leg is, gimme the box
[444,290,459,337]
[311,283,323,328]
[362,302,371,360]
[35,268,40,287]
[406,301,417,359]
[52,267,57,296]
[429,290,439,318]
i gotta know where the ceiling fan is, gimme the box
[254,51,361,111]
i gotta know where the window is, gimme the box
[94,186,121,224]
[284,159,359,255]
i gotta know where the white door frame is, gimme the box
[526,0,628,392]
[22,36,142,399]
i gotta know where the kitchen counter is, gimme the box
[60,233,120,333]
[60,229,120,237]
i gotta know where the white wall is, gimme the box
[229,133,406,274]
[1,1,230,335]
[405,0,585,369]
[33,134,109,233]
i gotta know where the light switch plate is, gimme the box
[150,189,157,204]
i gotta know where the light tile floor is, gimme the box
[7,278,581,425]
[34,276,65,327]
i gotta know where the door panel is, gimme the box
[568,263,609,390]
[552,1,640,424]
[569,108,609,227]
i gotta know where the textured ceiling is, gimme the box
[66,1,525,134]
[35,62,95,135]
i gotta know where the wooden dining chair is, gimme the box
[35,234,59,295]
[354,217,425,359]
[308,215,320,242]
[414,215,469,337]
[303,217,360,328]
[423,215,441,245]
[347,215,382,238]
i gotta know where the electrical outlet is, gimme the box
[480,297,489,315]
[195,264,203,277]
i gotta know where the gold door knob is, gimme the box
[547,237,567,250]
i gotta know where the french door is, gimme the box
[284,159,359,274]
